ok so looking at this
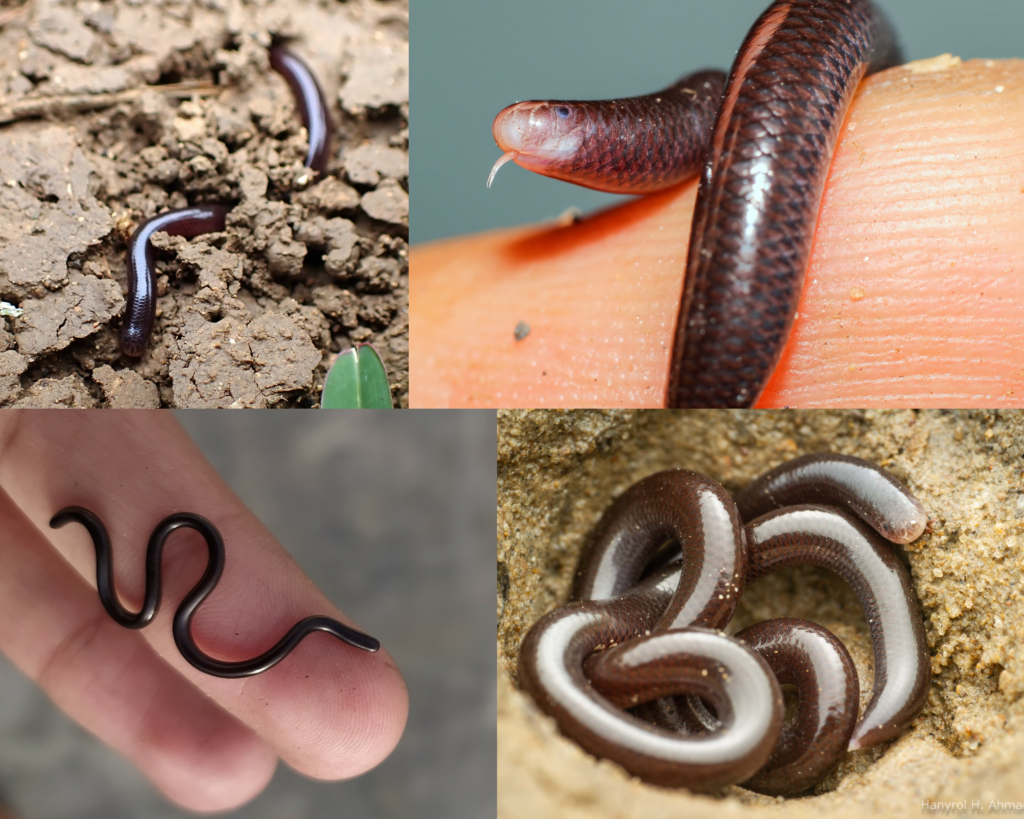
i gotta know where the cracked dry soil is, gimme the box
[498,409,1024,819]
[0,0,408,407]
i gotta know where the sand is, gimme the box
[498,409,1024,818]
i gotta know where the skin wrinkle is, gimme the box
[34,607,111,691]
[0,411,23,466]
[138,675,232,769]
[171,725,271,810]
[139,684,231,792]
[26,566,269,807]
[128,678,275,809]
[134,672,176,750]
[53,620,168,743]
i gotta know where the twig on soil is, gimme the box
[0,81,219,126]
[0,0,31,29]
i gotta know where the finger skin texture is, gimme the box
[410,60,1024,408]
[0,412,408,809]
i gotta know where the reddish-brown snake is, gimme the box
[489,0,903,407]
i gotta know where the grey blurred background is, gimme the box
[0,412,495,819]
[412,0,1024,245]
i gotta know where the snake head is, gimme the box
[488,100,586,185]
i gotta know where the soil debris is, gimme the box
[0,0,408,407]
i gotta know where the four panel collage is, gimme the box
[1,0,1023,817]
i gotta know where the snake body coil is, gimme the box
[50,507,379,678]
[517,453,928,795]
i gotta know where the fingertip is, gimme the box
[281,646,408,780]
[146,702,279,812]
[343,650,409,776]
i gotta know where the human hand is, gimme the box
[0,412,408,812]
[412,59,1024,407]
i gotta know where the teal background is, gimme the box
[412,0,1024,244]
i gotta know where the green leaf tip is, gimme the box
[321,343,394,409]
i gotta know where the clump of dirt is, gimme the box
[498,410,1024,818]
[0,0,408,407]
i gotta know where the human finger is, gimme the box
[0,412,408,784]
[0,484,278,812]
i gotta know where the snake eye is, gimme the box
[554,105,571,119]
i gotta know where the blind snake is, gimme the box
[121,43,331,357]
[488,0,903,407]
[120,205,230,357]
[629,614,861,796]
[516,453,929,794]
[50,507,380,678]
